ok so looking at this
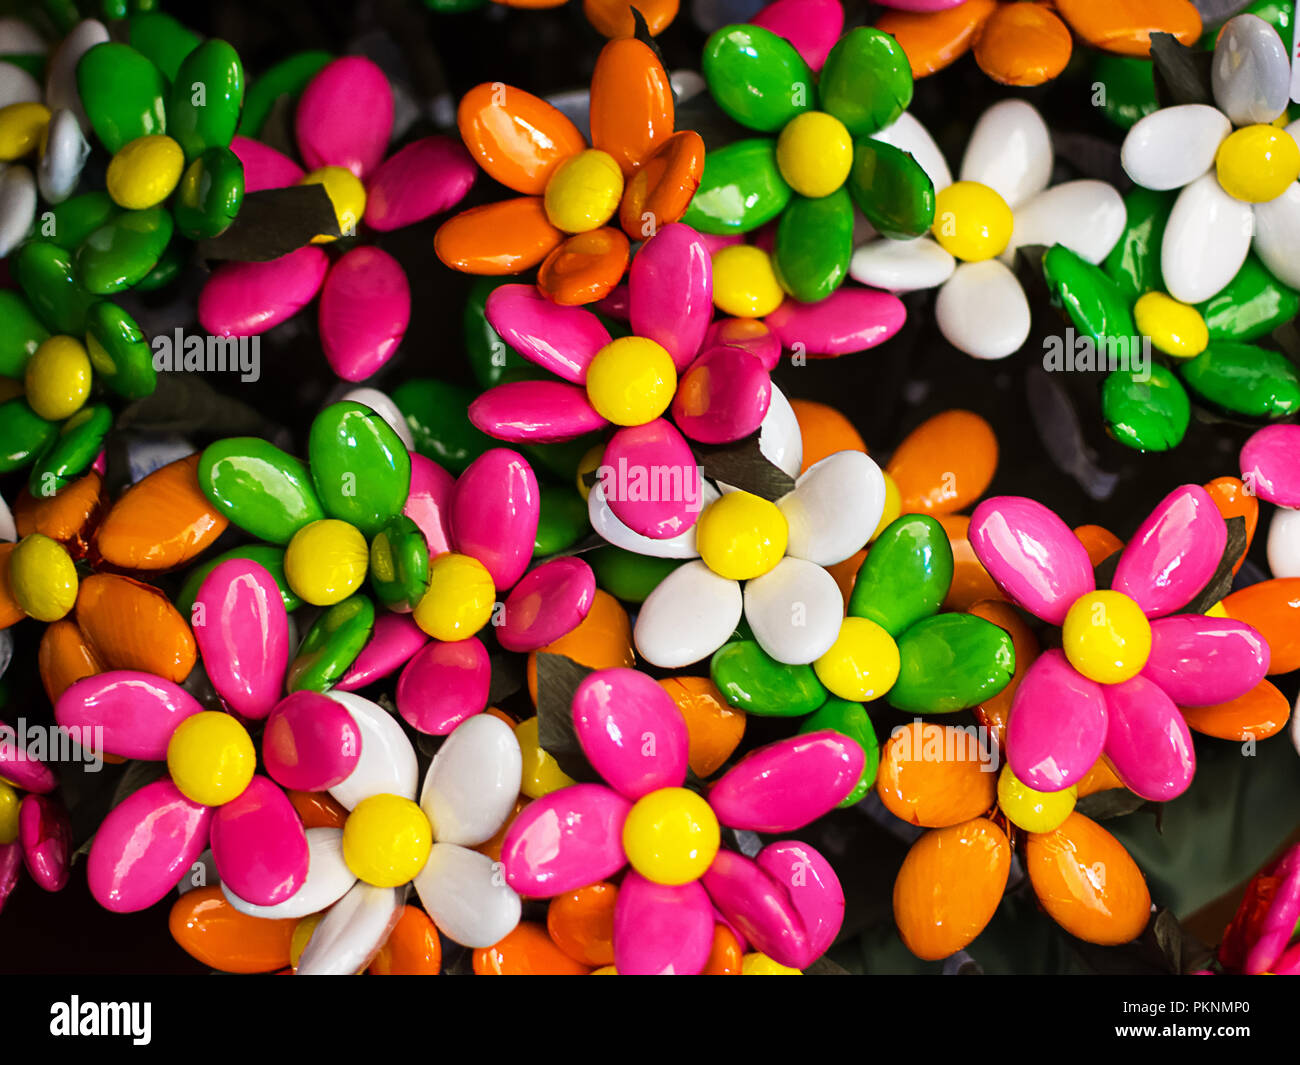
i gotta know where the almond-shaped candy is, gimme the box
[363,135,476,232]
[1241,425,1300,507]
[319,247,410,383]
[498,557,595,653]
[1141,615,1269,707]
[629,223,713,369]
[500,784,631,897]
[420,714,522,847]
[199,246,329,337]
[309,400,411,539]
[634,560,742,668]
[743,556,843,665]
[613,873,713,975]
[600,420,703,539]
[701,848,810,969]
[450,448,539,590]
[296,879,403,975]
[325,690,418,809]
[75,573,196,681]
[395,637,490,736]
[55,670,203,759]
[0,731,57,794]
[756,839,844,962]
[1102,675,1195,802]
[469,380,608,444]
[18,794,71,892]
[484,284,610,383]
[588,479,717,559]
[209,775,308,907]
[194,559,288,720]
[412,841,522,948]
[764,286,906,356]
[336,612,428,691]
[1005,649,1107,792]
[671,346,771,445]
[263,690,362,791]
[779,450,885,566]
[230,135,303,192]
[1112,484,1226,617]
[95,453,228,570]
[295,56,393,180]
[222,827,353,920]
[572,667,688,799]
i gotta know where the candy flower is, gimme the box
[0,734,71,907]
[688,23,934,305]
[970,484,1272,801]
[500,666,861,972]
[1120,15,1299,307]
[875,0,1201,86]
[199,55,476,380]
[436,34,702,307]
[1217,842,1300,975]
[851,98,1126,359]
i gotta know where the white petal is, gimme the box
[0,18,47,55]
[743,557,844,665]
[959,99,1052,209]
[0,491,14,541]
[1267,507,1300,579]
[1212,13,1292,125]
[412,842,521,948]
[420,714,521,847]
[221,828,355,920]
[588,478,713,558]
[325,691,418,809]
[296,880,403,975]
[849,237,955,293]
[45,19,110,132]
[1120,104,1231,191]
[1002,180,1127,266]
[338,387,415,450]
[0,61,39,109]
[37,109,89,205]
[871,111,952,194]
[1161,172,1253,304]
[1252,183,1300,290]
[0,165,35,259]
[779,451,885,566]
[935,260,1031,360]
[634,561,743,668]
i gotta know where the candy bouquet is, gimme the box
[0,0,1297,992]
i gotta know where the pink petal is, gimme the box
[295,56,393,180]
[499,783,631,897]
[612,872,714,975]
[468,380,608,444]
[336,612,429,691]
[497,557,595,653]
[230,135,302,193]
[55,671,203,760]
[0,842,20,917]
[363,135,476,231]
[403,451,455,558]
[395,637,490,736]
[209,776,308,907]
[629,223,713,369]
[751,0,846,71]
[572,667,688,799]
[756,840,844,962]
[708,731,864,832]
[969,496,1095,624]
[485,283,610,383]
[18,794,70,892]
[1102,675,1195,802]
[451,448,540,590]
[0,731,56,794]
[1142,615,1270,707]
[198,246,329,337]
[1113,485,1226,618]
[1245,856,1300,974]
[194,559,288,720]
[764,287,905,356]
[1006,650,1108,792]
[671,345,772,444]
[88,780,212,913]
[701,848,810,969]
[319,246,410,382]
[1241,424,1300,507]
[600,420,703,539]
[263,691,363,791]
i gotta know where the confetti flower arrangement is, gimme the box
[1,0,1300,993]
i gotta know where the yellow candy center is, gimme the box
[932,181,1014,262]
[413,551,497,641]
[584,335,677,426]
[299,165,367,242]
[106,134,185,210]
[1061,590,1152,684]
[0,780,19,845]
[696,491,788,580]
[710,245,785,318]
[776,111,853,199]
[0,101,50,161]
[997,763,1077,832]
[25,335,92,421]
[284,518,369,606]
[9,532,78,622]
[1215,124,1300,204]
[1133,292,1208,358]
[813,616,900,702]
[515,716,577,799]
[544,149,624,233]
[622,786,720,885]
[342,793,432,887]
[166,711,256,807]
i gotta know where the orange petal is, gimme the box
[827,547,868,611]
[527,589,634,705]
[287,789,348,829]
[474,921,592,974]
[584,0,677,36]
[1180,679,1291,741]
[1024,812,1150,945]
[1075,754,1125,798]
[537,227,630,306]
[1073,523,1124,568]
[435,197,564,275]
[886,409,998,515]
[94,454,227,571]
[703,923,743,974]
[15,471,104,560]
[369,905,442,975]
[38,618,104,702]
[968,598,1040,749]
[619,129,704,239]
[74,573,196,682]
[973,2,1073,87]
[1221,578,1300,675]
[0,544,23,630]
[791,398,868,474]
[170,886,296,973]
[876,721,998,828]
[657,675,746,777]
[1203,476,1257,575]
[937,513,1003,612]
[894,818,1009,961]
[1054,0,1202,57]
[547,881,618,966]
[474,796,530,863]
[590,37,674,176]
[877,0,998,78]
[457,83,585,195]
